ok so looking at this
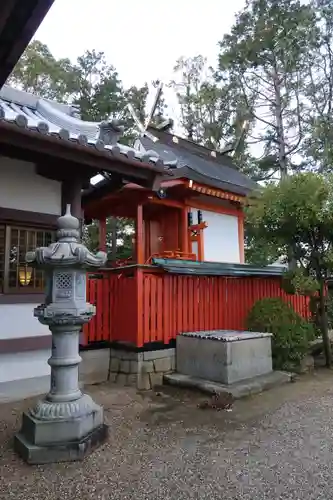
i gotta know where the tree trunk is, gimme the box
[272,63,297,269]
[319,281,332,368]
[272,64,288,178]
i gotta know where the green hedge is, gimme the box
[246,297,316,371]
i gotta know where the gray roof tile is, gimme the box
[0,85,167,169]
[140,129,257,195]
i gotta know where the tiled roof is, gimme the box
[139,128,257,195]
[152,258,286,277]
[0,85,167,169]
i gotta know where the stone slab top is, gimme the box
[179,330,272,342]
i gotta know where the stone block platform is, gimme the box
[164,371,294,399]
[170,330,293,399]
[109,347,175,390]
[177,330,273,385]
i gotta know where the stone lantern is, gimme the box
[14,205,108,464]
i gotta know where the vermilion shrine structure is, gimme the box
[83,124,309,389]
[0,80,310,395]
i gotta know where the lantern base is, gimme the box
[14,406,108,464]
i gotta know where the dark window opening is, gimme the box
[0,225,54,294]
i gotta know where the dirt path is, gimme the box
[1,371,333,499]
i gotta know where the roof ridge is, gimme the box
[139,135,257,195]
[0,85,75,116]
[147,125,236,167]
[0,87,170,171]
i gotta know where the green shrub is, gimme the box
[246,297,316,371]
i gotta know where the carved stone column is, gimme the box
[14,205,108,464]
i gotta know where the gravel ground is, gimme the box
[1,372,333,499]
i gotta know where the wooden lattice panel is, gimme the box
[7,226,54,291]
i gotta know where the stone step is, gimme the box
[163,370,294,399]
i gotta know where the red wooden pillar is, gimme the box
[136,268,144,347]
[135,204,144,265]
[188,222,207,261]
[99,218,107,252]
[181,206,189,254]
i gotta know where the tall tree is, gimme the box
[303,0,333,173]
[170,55,255,174]
[7,42,151,135]
[218,0,317,179]
[72,50,126,122]
[170,55,206,142]
[83,218,135,262]
[8,40,80,102]
[124,83,149,125]
[246,172,333,367]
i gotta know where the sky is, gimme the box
[34,0,246,119]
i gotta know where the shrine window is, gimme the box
[0,225,54,294]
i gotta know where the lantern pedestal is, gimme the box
[14,322,108,464]
[14,409,108,465]
[14,205,108,464]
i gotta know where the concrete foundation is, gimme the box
[0,375,51,404]
[109,347,175,390]
[0,349,109,404]
[0,347,175,403]
[164,371,294,399]
[80,348,110,385]
[177,330,273,385]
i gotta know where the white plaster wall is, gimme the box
[191,241,198,259]
[0,350,50,383]
[0,304,50,340]
[190,208,240,263]
[0,304,51,384]
[0,156,61,215]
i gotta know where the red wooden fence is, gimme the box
[85,270,139,345]
[84,267,310,347]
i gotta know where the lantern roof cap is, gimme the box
[26,207,107,269]
[58,204,80,232]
